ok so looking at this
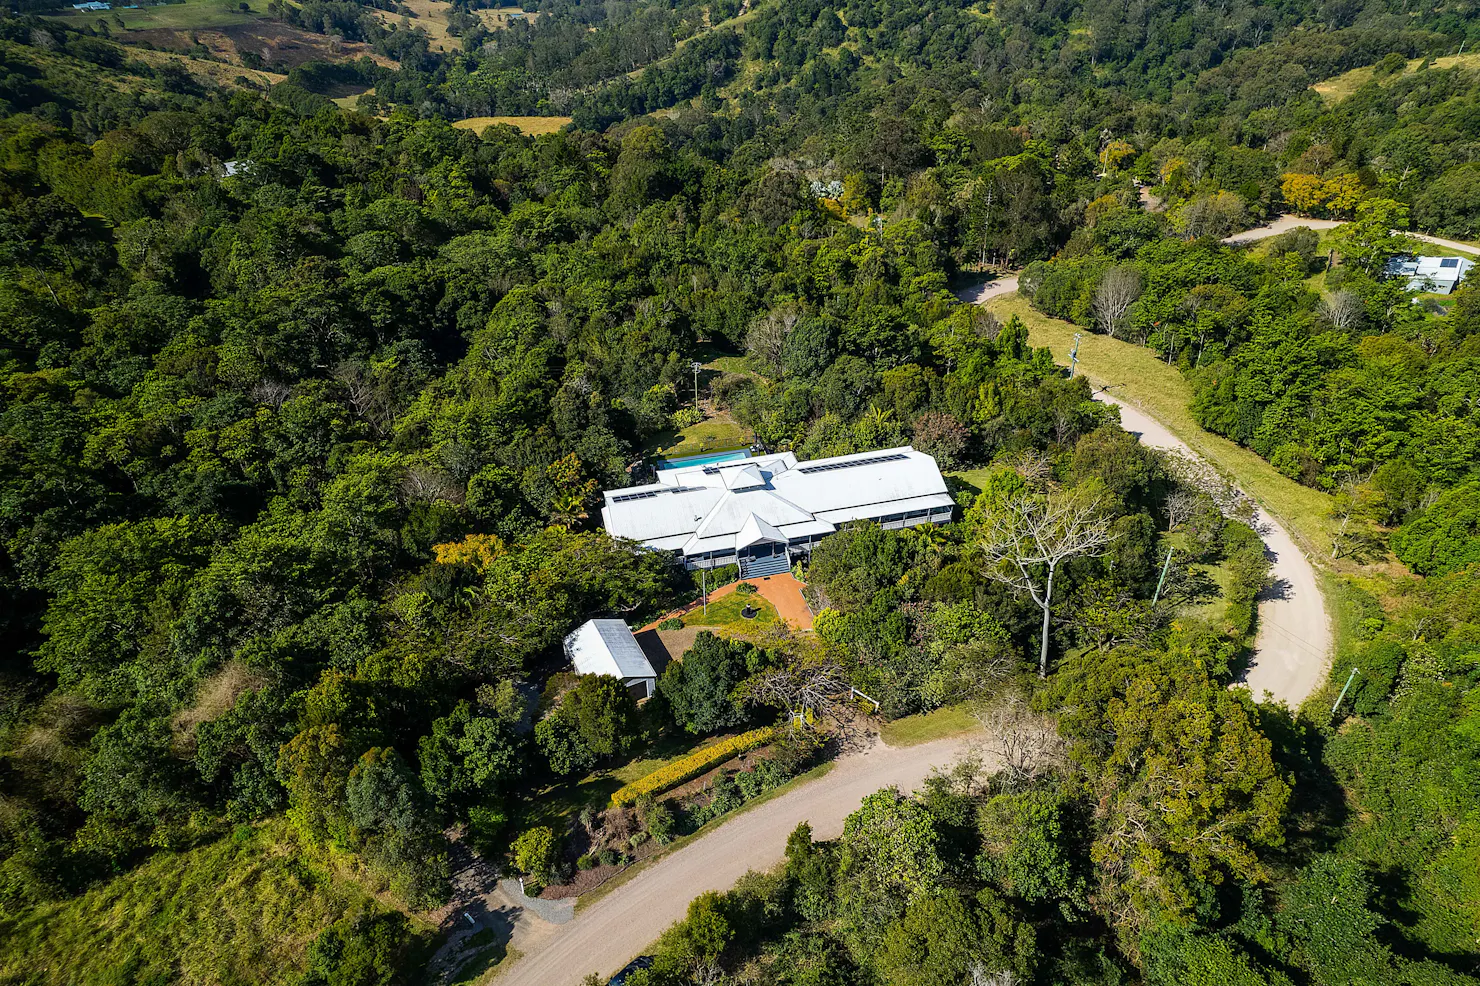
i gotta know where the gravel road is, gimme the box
[492,733,979,986]
[1093,394,1331,706]
[1224,214,1478,255]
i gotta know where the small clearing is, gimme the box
[452,116,573,134]
[1312,50,1480,104]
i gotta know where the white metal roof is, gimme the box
[1386,255,1473,294]
[604,446,950,558]
[563,619,657,681]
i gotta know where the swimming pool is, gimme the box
[656,449,752,470]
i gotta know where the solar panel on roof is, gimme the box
[611,486,703,503]
[796,452,909,474]
[1440,258,1459,268]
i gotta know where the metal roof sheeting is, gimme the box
[603,446,951,558]
[564,620,657,681]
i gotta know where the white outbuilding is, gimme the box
[563,619,658,699]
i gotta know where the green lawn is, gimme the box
[880,703,981,747]
[655,416,752,460]
[987,294,1338,560]
[679,591,777,628]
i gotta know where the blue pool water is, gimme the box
[657,449,751,470]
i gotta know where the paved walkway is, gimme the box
[640,572,814,632]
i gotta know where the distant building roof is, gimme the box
[563,620,657,682]
[601,446,953,560]
[1385,254,1474,295]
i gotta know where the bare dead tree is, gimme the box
[975,691,1067,787]
[979,492,1118,677]
[1092,265,1142,339]
[737,658,847,723]
[745,305,801,374]
[1164,487,1201,531]
[1005,449,1054,490]
[1319,289,1365,332]
[970,967,1021,986]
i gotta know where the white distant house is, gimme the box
[563,619,658,699]
[600,446,954,577]
[1385,254,1474,295]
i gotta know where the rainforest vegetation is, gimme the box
[2,0,1479,981]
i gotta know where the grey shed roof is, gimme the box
[564,619,657,681]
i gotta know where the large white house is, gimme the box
[600,446,954,577]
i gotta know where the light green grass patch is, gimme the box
[656,415,753,459]
[50,0,268,31]
[986,294,1338,560]
[880,703,981,747]
[680,591,777,628]
[1313,51,1480,104]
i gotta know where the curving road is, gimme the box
[1092,394,1331,707]
[1223,213,1479,255]
[959,234,1333,706]
[490,734,978,986]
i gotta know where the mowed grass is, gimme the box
[0,821,431,985]
[655,414,752,459]
[1313,50,1480,103]
[680,591,777,628]
[986,294,1337,559]
[880,703,981,747]
[452,116,572,135]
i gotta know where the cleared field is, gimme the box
[125,45,284,88]
[1313,50,1480,103]
[452,115,573,134]
[368,0,539,53]
[985,294,1338,560]
[46,0,267,31]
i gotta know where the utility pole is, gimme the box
[1068,332,1082,378]
[1331,667,1359,719]
[1151,546,1174,604]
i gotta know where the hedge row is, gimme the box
[610,727,776,807]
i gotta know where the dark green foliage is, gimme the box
[659,633,758,735]
[1393,483,1480,576]
[535,675,641,775]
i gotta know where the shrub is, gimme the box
[598,848,619,867]
[512,827,559,884]
[610,727,777,806]
[642,800,676,844]
[629,831,648,848]
[735,582,759,595]
[576,853,597,870]
[658,617,684,630]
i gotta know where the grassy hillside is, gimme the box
[0,823,434,985]
[1312,49,1480,103]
